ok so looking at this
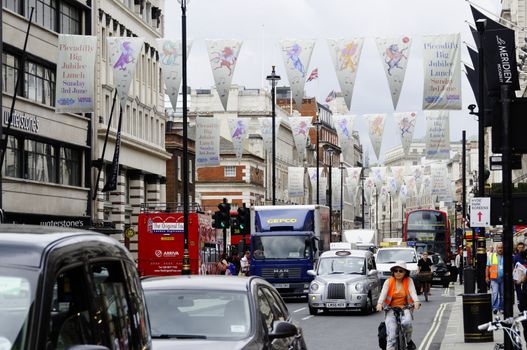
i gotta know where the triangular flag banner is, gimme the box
[157,39,193,111]
[370,166,386,190]
[399,184,408,204]
[421,175,432,196]
[366,114,386,161]
[333,115,355,160]
[327,38,364,111]
[425,111,450,159]
[346,167,362,200]
[404,175,417,197]
[364,176,375,205]
[308,167,318,203]
[390,166,405,192]
[259,117,282,155]
[206,40,243,111]
[375,36,411,110]
[228,117,249,161]
[411,165,424,194]
[422,33,461,110]
[332,168,342,208]
[394,112,417,156]
[290,117,312,159]
[108,37,144,108]
[280,40,315,108]
[387,176,398,196]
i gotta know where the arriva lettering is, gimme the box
[267,218,297,224]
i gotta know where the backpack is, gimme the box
[378,321,387,350]
[227,263,237,276]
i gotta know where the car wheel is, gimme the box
[361,294,373,315]
[308,305,317,315]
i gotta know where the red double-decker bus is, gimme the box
[403,209,453,261]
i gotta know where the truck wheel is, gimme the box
[308,305,317,315]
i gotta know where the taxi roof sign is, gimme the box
[330,242,352,251]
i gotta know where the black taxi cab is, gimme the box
[0,225,151,350]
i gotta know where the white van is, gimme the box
[375,247,419,285]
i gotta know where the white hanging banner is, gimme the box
[55,35,97,113]
[288,167,305,198]
[425,111,450,159]
[206,40,243,111]
[394,112,417,156]
[387,176,398,196]
[196,117,221,168]
[411,165,424,194]
[422,33,462,110]
[375,36,411,110]
[108,37,144,107]
[421,175,432,196]
[228,117,249,161]
[319,176,327,205]
[290,117,312,159]
[157,39,193,111]
[259,117,282,155]
[366,114,386,161]
[331,167,342,208]
[399,184,408,204]
[346,167,362,201]
[380,185,389,203]
[404,176,417,197]
[308,167,318,203]
[431,163,451,201]
[371,166,387,190]
[333,115,356,160]
[327,38,364,111]
[390,166,405,192]
[280,40,316,108]
[365,176,375,205]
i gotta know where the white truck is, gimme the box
[342,229,378,251]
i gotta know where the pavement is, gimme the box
[440,283,506,350]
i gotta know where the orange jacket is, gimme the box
[383,277,414,307]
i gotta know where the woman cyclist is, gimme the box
[376,261,421,350]
[417,252,433,301]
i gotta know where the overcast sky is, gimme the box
[164,0,502,163]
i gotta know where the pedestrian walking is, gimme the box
[515,249,527,342]
[417,252,433,302]
[486,242,504,314]
[455,246,464,285]
[514,242,526,303]
[240,251,251,276]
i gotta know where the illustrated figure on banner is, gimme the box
[338,118,351,138]
[160,41,178,65]
[284,43,306,77]
[400,113,416,137]
[371,116,384,137]
[231,120,245,139]
[384,40,409,76]
[295,119,308,136]
[114,41,135,71]
[340,42,360,72]
[210,46,237,76]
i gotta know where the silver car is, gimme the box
[307,249,380,315]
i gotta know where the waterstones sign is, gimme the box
[3,110,39,133]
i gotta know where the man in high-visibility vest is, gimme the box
[486,242,504,314]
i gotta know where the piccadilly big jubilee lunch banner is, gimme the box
[422,33,461,110]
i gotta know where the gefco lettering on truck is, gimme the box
[267,218,297,224]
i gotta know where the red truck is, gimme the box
[137,211,222,276]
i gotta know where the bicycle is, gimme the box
[383,304,416,350]
[478,311,527,350]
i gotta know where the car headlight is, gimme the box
[444,272,450,276]
[310,282,320,292]
[353,282,365,293]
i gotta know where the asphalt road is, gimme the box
[286,284,456,350]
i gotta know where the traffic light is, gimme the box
[212,211,222,229]
[237,206,250,235]
[218,201,231,228]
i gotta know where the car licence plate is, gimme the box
[433,277,441,281]
[273,283,290,289]
[326,302,346,308]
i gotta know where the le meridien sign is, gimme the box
[3,110,39,133]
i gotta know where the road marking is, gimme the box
[418,302,449,350]
[301,315,313,321]
[293,307,306,313]
[442,288,449,297]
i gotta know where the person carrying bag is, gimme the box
[417,252,433,302]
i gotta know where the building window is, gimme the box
[27,0,57,32]
[24,139,56,182]
[59,2,81,34]
[2,52,18,95]
[59,147,81,186]
[224,166,236,177]
[4,136,19,177]
[25,60,55,106]
[4,0,21,12]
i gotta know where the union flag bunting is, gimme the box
[306,68,318,82]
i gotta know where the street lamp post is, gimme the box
[389,192,392,237]
[361,170,365,229]
[178,0,190,275]
[375,186,379,232]
[313,118,321,205]
[266,66,280,205]
[327,148,334,239]
[340,162,345,235]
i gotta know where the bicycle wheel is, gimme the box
[397,325,407,350]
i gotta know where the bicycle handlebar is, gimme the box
[477,311,527,332]
[383,304,415,312]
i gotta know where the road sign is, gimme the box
[470,197,491,227]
